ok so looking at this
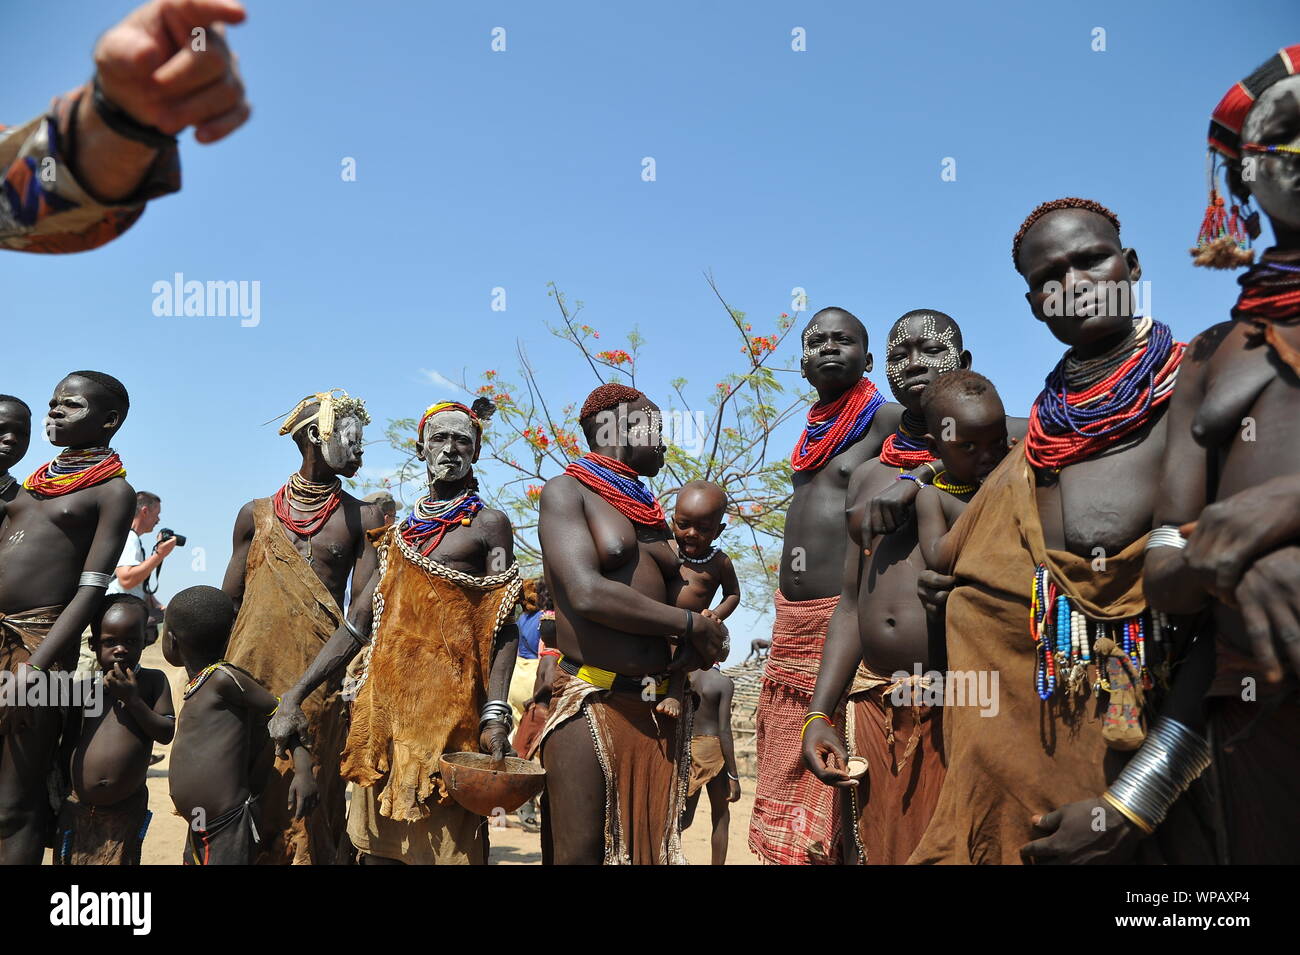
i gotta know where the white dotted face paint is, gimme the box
[884,315,960,389]
[801,323,823,363]
[626,408,663,448]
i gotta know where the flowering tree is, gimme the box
[369,278,811,612]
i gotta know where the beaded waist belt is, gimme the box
[557,655,670,698]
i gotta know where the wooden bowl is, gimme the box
[438,752,546,817]
[846,756,869,780]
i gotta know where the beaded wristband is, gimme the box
[897,473,920,484]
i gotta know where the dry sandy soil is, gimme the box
[47,641,759,866]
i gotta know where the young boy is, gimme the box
[658,480,741,718]
[0,372,136,864]
[913,371,1011,575]
[54,593,173,865]
[166,585,317,865]
[0,394,31,510]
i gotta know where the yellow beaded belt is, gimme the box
[557,655,671,698]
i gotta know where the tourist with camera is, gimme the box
[109,491,181,600]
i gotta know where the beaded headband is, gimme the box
[1193,44,1300,269]
[419,401,482,444]
[279,389,371,442]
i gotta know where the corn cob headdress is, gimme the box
[280,389,371,443]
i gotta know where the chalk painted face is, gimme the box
[422,409,478,483]
[44,376,116,448]
[884,315,962,402]
[321,415,365,477]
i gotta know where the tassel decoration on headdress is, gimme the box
[1192,44,1300,269]
[1190,157,1255,269]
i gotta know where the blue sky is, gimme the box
[4,1,1296,660]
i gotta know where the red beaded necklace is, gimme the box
[564,452,667,527]
[1232,248,1300,375]
[272,474,342,537]
[24,449,126,497]
[878,423,935,468]
[1025,320,1183,471]
[790,378,886,473]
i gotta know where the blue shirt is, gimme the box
[517,610,542,660]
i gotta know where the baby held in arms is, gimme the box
[913,371,1011,575]
[659,481,741,718]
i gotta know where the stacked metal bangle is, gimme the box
[78,571,112,589]
[1144,525,1188,551]
[479,699,513,730]
[344,618,370,643]
[1105,717,1211,832]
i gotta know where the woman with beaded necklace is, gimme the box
[908,198,1217,865]
[535,383,726,864]
[1146,44,1300,864]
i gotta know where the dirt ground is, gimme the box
[52,641,759,866]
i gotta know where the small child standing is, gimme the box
[912,371,1011,575]
[658,480,741,718]
[165,585,317,865]
[54,594,174,865]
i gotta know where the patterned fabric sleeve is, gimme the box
[0,84,180,254]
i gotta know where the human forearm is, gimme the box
[1144,546,1209,615]
[292,744,313,778]
[69,89,164,202]
[915,487,951,572]
[1155,629,1214,734]
[563,574,692,637]
[126,696,175,743]
[807,602,861,716]
[712,594,740,620]
[285,628,363,704]
[720,718,738,775]
[116,552,163,590]
[487,625,520,703]
[27,589,101,669]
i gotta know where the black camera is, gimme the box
[158,528,187,547]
